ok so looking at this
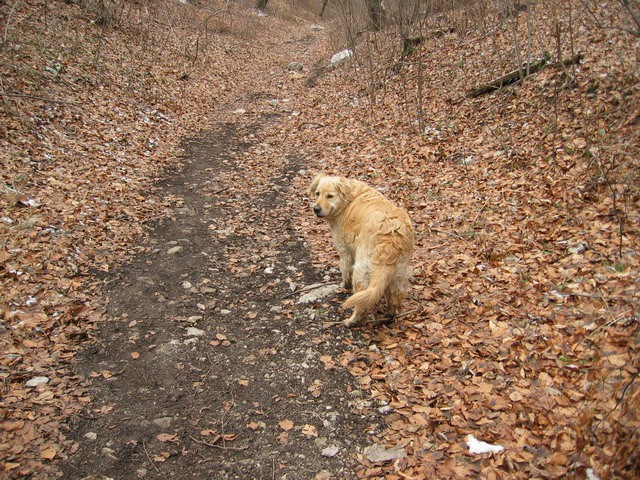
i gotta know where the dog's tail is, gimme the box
[342,263,395,312]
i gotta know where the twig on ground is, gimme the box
[368,309,419,325]
[322,309,419,328]
[142,439,160,474]
[366,317,396,326]
[473,199,490,223]
[390,308,419,320]
[282,281,338,299]
[189,435,248,451]
[322,321,343,329]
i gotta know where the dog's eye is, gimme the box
[315,191,320,197]
[327,194,334,199]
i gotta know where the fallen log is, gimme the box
[467,53,583,98]
[467,57,548,97]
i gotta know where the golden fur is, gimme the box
[308,174,414,326]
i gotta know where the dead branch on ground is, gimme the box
[467,54,583,98]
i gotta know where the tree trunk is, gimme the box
[366,0,387,31]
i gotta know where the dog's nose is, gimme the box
[313,205,322,216]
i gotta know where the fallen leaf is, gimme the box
[1,420,25,431]
[320,355,335,369]
[302,424,318,437]
[509,391,524,402]
[308,381,323,398]
[486,395,510,411]
[40,447,57,460]
[93,404,115,414]
[279,419,294,431]
[606,354,628,367]
[363,444,406,463]
[157,433,179,443]
[153,452,170,462]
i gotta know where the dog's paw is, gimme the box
[384,307,400,318]
[343,315,361,327]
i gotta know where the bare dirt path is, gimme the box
[58,26,381,480]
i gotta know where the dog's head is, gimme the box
[308,174,351,219]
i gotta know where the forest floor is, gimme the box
[1,0,639,479]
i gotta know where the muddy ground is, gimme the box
[58,111,387,479]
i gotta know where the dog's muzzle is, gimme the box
[313,205,323,217]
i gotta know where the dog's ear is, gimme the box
[335,177,354,203]
[308,174,324,197]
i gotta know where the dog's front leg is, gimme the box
[337,250,354,291]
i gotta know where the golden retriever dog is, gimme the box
[308,174,414,326]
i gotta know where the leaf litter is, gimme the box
[1,0,639,479]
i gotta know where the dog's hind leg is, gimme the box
[384,261,411,318]
[343,289,367,327]
[385,288,404,318]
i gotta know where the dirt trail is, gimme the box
[59,27,380,480]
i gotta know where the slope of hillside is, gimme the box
[278,1,639,478]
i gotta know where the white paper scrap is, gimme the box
[586,469,601,480]
[466,434,504,454]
